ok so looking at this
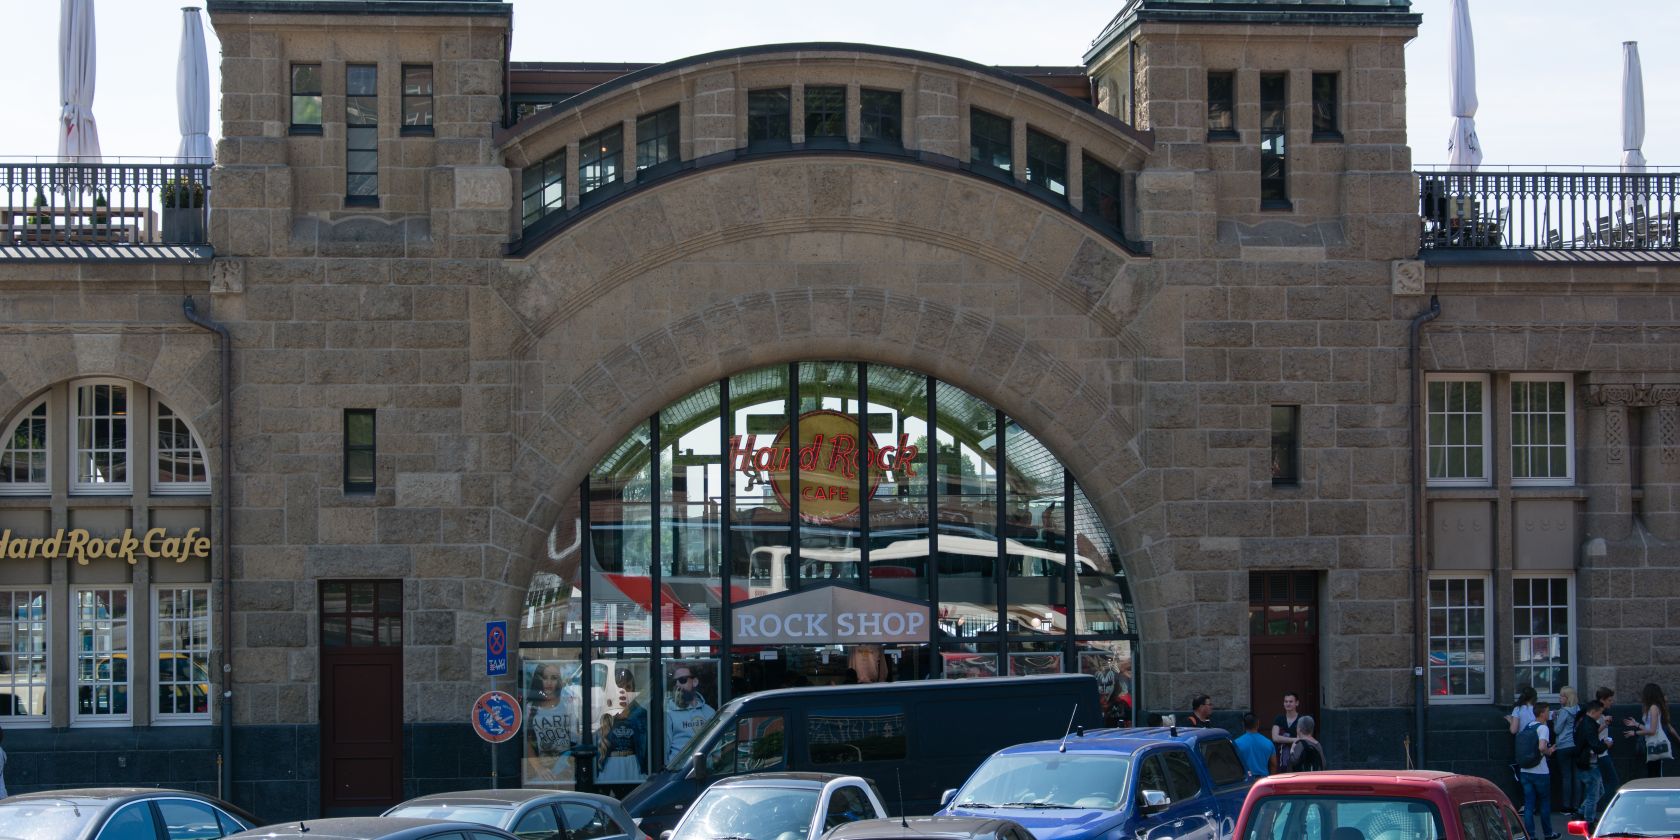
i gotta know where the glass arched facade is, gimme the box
[518,362,1138,789]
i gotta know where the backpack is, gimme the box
[1514,721,1544,770]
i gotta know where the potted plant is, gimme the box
[21,190,53,243]
[161,177,206,244]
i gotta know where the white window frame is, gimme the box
[0,588,51,726]
[1427,574,1493,705]
[1425,373,1491,487]
[153,585,213,724]
[1509,374,1575,486]
[71,586,133,726]
[1511,574,1576,703]
[0,396,50,496]
[151,397,211,495]
[70,379,133,495]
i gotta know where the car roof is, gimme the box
[228,817,503,840]
[3,787,251,817]
[396,789,622,808]
[992,725,1231,756]
[711,772,860,789]
[1250,769,1497,797]
[1617,777,1680,791]
[827,817,1015,840]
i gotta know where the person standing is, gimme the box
[1553,686,1580,817]
[1596,687,1622,797]
[1519,702,1558,840]
[1287,715,1326,772]
[1574,700,1609,828]
[1507,685,1539,735]
[1185,695,1213,728]
[664,664,716,764]
[1271,692,1303,769]
[1234,713,1275,777]
[1622,682,1679,777]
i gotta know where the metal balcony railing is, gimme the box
[1417,166,1680,252]
[0,158,211,248]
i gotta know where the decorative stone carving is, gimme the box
[1584,384,1680,407]
[210,258,245,294]
[1606,406,1626,464]
[1391,259,1425,295]
[1662,405,1678,466]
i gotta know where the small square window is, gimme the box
[1271,406,1300,485]
[970,108,1012,175]
[747,89,791,148]
[521,150,566,229]
[290,64,322,134]
[860,89,901,147]
[578,126,623,201]
[636,106,679,173]
[402,64,434,135]
[803,85,845,141]
[344,409,376,494]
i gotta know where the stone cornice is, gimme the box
[1582,384,1680,407]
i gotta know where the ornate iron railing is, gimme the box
[0,159,211,247]
[1417,169,1680,251]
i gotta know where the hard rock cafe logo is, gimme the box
[728,409,920,524]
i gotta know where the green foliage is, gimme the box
[161,178,205,209]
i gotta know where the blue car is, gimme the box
[937,727,1254,840]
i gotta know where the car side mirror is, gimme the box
[1565,821,1589,837]
[1139,790,1171,815]
[941,789,958,808]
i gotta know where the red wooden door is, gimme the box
[1248,572,1320,720]
[320,580,404,814]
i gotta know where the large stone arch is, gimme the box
[482,154,1164,670]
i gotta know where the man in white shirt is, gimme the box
[1519,702,1559,840]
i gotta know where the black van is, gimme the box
[621,674,1103,834]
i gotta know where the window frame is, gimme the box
[401,63,435,136]
[0,396,50,495]
[578,125,624,202]
[1425,373,1492,487]
[969,108,1012,178]
[1509,374,1575,486]
[1080,154,1124,234]
[1427,574,1493,705]
[747,88,792,149]
[345,63,380,206]
[152,397,210,495]
[1310,72,1341,142]
[70,379,134,495]
[1271,405,1301,486]
[0,588,50,725]
[636,106,680,176]
[344,408,377,494]
[1024,127,1069,201]
[521,150,566,229]
[71,585,133,726]
[802,85,847,143]
[153,585,213,724]
[1510,574,1575,703]
[1259,72,1290,209]
[290,63,323,135]
[859,88,902,147]
[1207,70,1237,141]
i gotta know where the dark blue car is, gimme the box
[937,727,1254,840]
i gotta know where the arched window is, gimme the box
[153,400,209,494]
[0,398,49,494]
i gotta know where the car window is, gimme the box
[213,808,251,836]
[157,800,223,840]
[98,803,162,840]
[824,786,874,830]
[1197,740,1247,787]
[475,832,513,840]
[1137,754,1170,799]
[561,803,621,840]
[808,706,907,765]
[1499,804,1528,840]
[671,787,822,840]
[1161,749,1201,802]
[1458,805,1486,840]
[705,714,785,776]
[514,806,562,840]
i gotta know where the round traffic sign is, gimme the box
[471,690,522,743]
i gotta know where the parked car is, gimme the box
[384,789,646,840]
[825,816,1037,840]
[229,817,520,840]
[0,787,258,840]
[1567,777,1680,840]
[938,726,1253,840]
[665,772,887,840]
[624,674,1102,835]
[1235,769,1522,840]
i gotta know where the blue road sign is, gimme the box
[486,620,508,677]
[472,690,521,743]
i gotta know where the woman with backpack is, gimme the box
[1623,682,1680,777]
[1553,686,1581,817]
[1507,685,1538,735]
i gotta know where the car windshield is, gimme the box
[1596,789,1680,838]
[671,786,821,840]
[953,754,1131,811]
[0,800,101,839]
[385,804,515,828]
[1241,795,1447,840]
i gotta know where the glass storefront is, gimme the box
[518,362,1139,788]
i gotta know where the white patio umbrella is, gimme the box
[1446,0,1482,169]
[176,6,212,163]
[1621,41,1647,172]
[58,0,101,160]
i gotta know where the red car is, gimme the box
[1567,777,1680,840]
[1235,769,1527,840]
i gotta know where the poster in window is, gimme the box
[663,658,719,766]
[522,658,582,786]
[940,652,998,679]
[1009,651,1062,676]
[595,659,650,787]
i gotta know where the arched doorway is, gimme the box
[514,361,1137,790]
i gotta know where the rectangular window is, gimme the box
[401,64,434,134]
[0,590,48,719]
[747,89,792,148]
[860,89,902,146]
[154,400,209,493]
[1260,72,1288,207]
[578,126,623,201]
[970,108,1012,175]
[808,706,908,764]
[320,580,403,648]
[636,106,679,173]
[521,150,566,228]
[1207,71,1236,139]
[1024,128,1068,199]
[72,381,131,494]
[1311,72,1340,140]
[1511,375,1574,484]
[1271,405,1300,485]
[1428,576,1490,703]
[1426,375,1489,485]
[803,85,846,141]
[290,63,322,133]
[1512,577,1573,699]
[346,64,379,204]
[155,587,211,721]
[344,409,376,493]
[72,587,131,723]
[1081,155,1123,233]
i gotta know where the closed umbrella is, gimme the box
[1621,41,1647,172]
[176,6,212,163]
[58,0,101,160]
[1446,0,1482,169]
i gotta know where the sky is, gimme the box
[3,0,1675,169]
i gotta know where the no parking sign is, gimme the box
[471,690,522,743]
[485,620,508,677]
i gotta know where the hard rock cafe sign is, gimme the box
[728,409,920,524]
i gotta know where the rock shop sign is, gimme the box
[733,584,931,645]
[728,409,921,524]
[0,528,211,564]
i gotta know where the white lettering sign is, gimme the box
[732,585,932,645]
